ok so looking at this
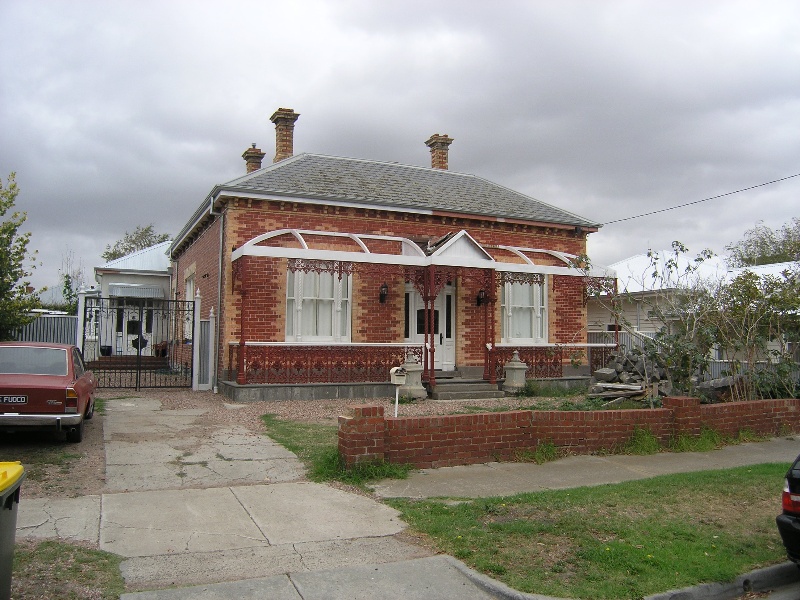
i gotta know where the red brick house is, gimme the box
[169,108,611,400]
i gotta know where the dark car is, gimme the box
[0,342,96,443]
[777,454,800,565]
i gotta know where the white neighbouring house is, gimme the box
[86,241,172,360]
[587,251,799,363]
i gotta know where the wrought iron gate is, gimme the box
[81,297,195,388]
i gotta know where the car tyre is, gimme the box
[84,399,94,421]
[66,418,84,443]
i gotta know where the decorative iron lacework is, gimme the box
[230,344,424,384]
[584,276,616,298]
[589,345,613,373]
[231,258,243,292]
[401,266,458,298]
[287,258,355,279]
[492,346,564,380]
[497,272,545,287]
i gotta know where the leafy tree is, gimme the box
[725,218,800,267]
[101,224,170,262]
[583,241,800,400]
[706,267,800,400]
[0,173,40,340]
[638,243,718,395]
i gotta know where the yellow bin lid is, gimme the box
[0,462,24,492]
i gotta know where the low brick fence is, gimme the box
[338,396,800,469]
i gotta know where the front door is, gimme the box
[404,284,455,371]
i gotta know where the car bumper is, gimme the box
[0,412,83,430]
[777,513,800,563]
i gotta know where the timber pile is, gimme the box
[589,347,672,402]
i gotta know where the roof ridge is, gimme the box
[222,152,480,186]
[100,240,172,268]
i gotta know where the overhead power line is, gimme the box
[604,172,800,226]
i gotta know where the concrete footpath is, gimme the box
[15,396,800,599]
[372,434,800,499]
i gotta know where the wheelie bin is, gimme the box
[0,462,25,600]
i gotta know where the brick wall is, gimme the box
[352,273,404,343]
[338,397,800,468]
[173,217,222,318]
[172,217,222,373]
[173,198,593,376]
[551,275,586,345]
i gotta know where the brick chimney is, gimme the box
[270,108,300,163]
[425,133,454,170]
[242,143,266,173]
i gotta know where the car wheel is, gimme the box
[66,419,84,443]
[84,399,94,421]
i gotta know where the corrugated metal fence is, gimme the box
[13,315,78,345]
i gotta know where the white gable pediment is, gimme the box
[430,230,495,265]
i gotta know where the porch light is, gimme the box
[379,282,389,303]
[476,289,486,306]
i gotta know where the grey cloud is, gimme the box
[1,0,798,290]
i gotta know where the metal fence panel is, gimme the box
[14,315,77,345]
[82,297,195,389]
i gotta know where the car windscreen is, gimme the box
[0,347,68,376]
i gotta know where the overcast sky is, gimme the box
[1,0,798,299]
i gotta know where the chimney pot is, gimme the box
[242,144,266,173]
[425,133,454,170]
[270,108,300,163]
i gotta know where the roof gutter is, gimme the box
[169,185,222,258]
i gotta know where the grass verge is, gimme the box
[12,539,124,600]
[388,463,788,600]
[261,414,411,486]
[12,447,81,483]
[517,381,589,399]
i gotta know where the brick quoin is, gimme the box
[338,398,800,468]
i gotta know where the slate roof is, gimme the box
[217,153,600,228]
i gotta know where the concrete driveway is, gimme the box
[16,396,443,593]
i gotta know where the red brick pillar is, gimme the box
[338,405,386,467]
[663,396,702,438]
[424,133,453,170]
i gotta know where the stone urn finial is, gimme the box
[503,351,528,394]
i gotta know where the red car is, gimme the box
[0,342,97,443]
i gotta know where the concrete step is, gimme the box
[430,383,499,393]
[429,389,507,401]
[432,370,462,380]
[428,379,506,401]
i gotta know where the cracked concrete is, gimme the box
[99,482,405,557]
[18,393,800,598]
[17,395,436,596]
[16,495,101,542]
[102,399,304,491]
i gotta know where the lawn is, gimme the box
[261,414,411,485]
[260,412,790,599]
[387,464,789,600]
[12,539,124,600]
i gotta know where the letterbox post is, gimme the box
[389,366,407,417]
